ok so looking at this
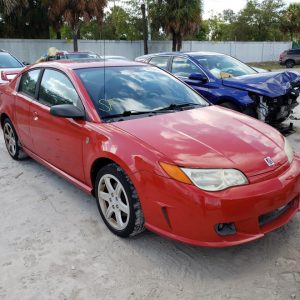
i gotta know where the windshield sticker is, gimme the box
[98,99,115,112]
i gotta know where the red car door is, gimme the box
[29,68,86,182]
[15,69,42,151]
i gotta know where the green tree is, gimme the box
[281,3,300,41]
[231,0,284,41]
[44,0,106,51]
[0,0,50,38]
[160,0,202,51]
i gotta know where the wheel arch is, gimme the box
[216,97,242,111]
[90,157,116,194]
[0,113,10,128]
[89,154,136,196]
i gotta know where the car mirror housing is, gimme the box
[189,73,208,83]
[50,104,85,119]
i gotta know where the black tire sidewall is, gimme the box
[286,60,295,68]
[3,118,20,160]
[95,164,139,237]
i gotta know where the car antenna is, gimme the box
[103,32,106,102]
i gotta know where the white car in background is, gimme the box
[0,50,25,84]
[103,55,130,61]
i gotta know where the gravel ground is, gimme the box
[0,106,300,300]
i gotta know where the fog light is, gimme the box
[215,223,236,236]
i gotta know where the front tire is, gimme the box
[95,163,145,237]
[3,118,21,160]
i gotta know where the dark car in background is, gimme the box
[280,49,300,68]
[0,50,25,84]
[136,52,300,124]
[50,50,100,60]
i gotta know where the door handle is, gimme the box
[33,111,39,121]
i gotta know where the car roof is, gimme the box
[32,60,146,70]
[57,51,97,54]
[139,51,226,59]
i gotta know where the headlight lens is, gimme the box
[180,168,248,191]
[284,138,294,164]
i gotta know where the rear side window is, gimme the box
[38,69,81,107]
[0,53,23,68]
[288,49,300,55]
[19,69,41,98]
[149,56,169,70]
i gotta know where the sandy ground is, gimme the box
[0,107,300,300]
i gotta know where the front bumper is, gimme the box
[137,157,300,247]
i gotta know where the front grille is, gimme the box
[259,199,295,227]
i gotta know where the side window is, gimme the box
[19,69,41,98]
[171,57,201,77]
[38,69,81,107]
[149,56,169,70]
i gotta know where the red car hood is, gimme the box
[113,106,287,177]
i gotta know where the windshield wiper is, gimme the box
[157,102,205,111]
[101,103,205,121]
[101,109,171,120]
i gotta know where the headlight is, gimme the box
[284,138,294,164]
[180,168,248,191]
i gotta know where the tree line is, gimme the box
[0,0,299,52]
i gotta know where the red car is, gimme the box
[0,60,299,247]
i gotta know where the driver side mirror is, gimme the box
[188,73,208,83]
[22,61,30,66]
[50,104,85,119]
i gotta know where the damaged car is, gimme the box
[136,52,300,124]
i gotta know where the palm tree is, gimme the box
[161,0,202,51]
[0,0,19,14]
[281,3,300,41]
[44,0,106,51]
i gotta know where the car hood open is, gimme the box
[114,106,288,177]
[222,71,300,97]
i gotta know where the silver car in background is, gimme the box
[0,50,25,84]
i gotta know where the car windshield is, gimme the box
[0,53,23,68]
[194,55,257,79]
[76,66,208,121]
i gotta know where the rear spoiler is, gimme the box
[1,70,21,82]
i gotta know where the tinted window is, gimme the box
[38,69,80,107]
[76,66,208,120]
[287,49,300,55]
[19,69,41,98]
[171,57,201,77]
[66,53,100,59]
[149,56,169,70]
[0,53,23,68]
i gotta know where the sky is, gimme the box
[107,0,300,19]
[203,0,300,19]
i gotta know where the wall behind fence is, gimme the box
[0,39,292,63]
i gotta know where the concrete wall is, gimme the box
[0,39,292,64]
[149,41,292,62]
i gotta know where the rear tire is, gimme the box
[95,163,145,238]
[3,118,21,160]
[285,60,295,68]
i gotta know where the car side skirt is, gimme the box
[23,146,92,194]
